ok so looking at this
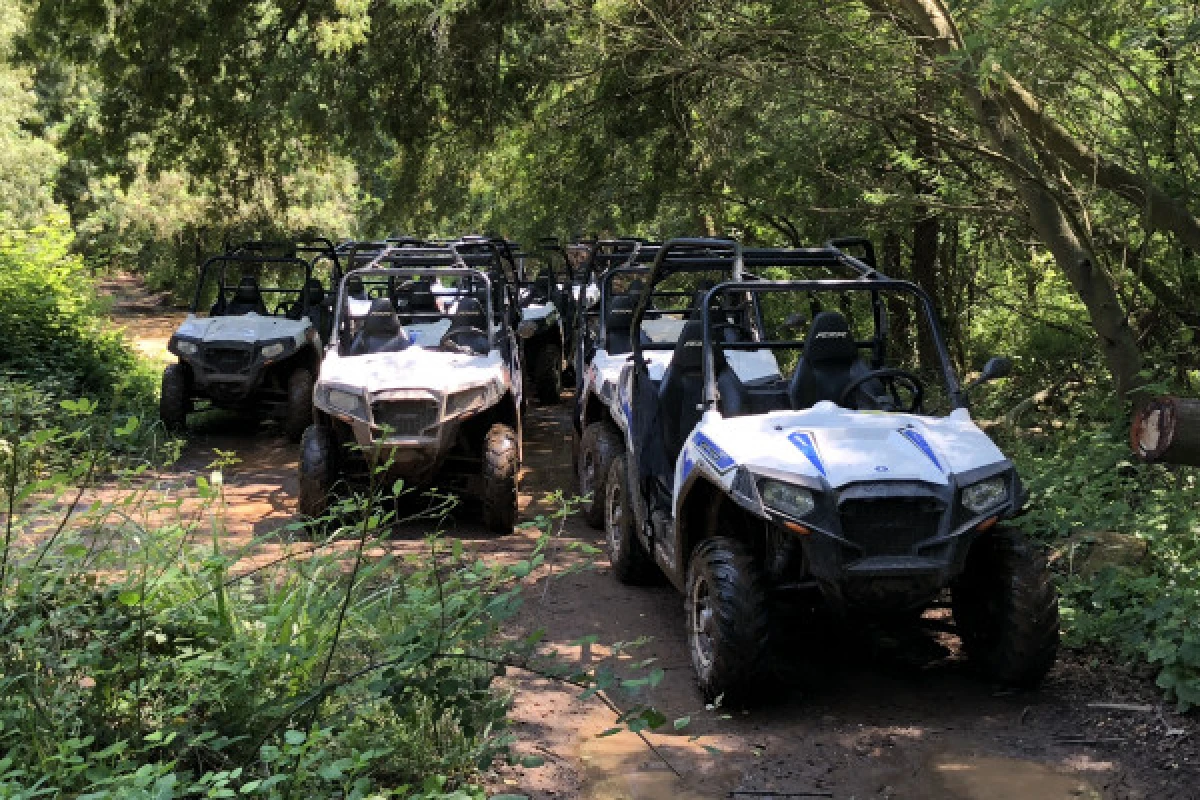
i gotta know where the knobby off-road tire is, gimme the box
[685,537,770,704]
[533,342,563,405]
[284,368,314,441]
[952,527,1060,688]
[605,453,658,584]
[298,424,336,519]
[160,363,190,433]
[481,423,519,535]
[578,421,623,529]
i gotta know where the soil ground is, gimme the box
[102,278,1197,800]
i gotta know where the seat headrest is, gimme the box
[452,297,488,329]
[363,298,400,336]
[609,294,637,313]
[803,311,857,363]
[406,280,437,312]
[346,276,366,298]
[302,278,324,305]
[234,275,261,301]
[670,319,707,371]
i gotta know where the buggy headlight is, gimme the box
[177,340,199,356]
[760,480,815,519]
[260,342,285,359]
[325,389,366,419]
[446,387,488,417]
[962,477,1008,513]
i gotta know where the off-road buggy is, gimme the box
[605,238,1058,701]
[570,238,666,526]
[161,238,342,438]
[297,241,524,534]
[512,238,580,405]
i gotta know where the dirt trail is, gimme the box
[100,278,1197,800]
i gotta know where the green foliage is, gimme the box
[0,393,671,797]
[0,218,158,413]
[999,393,1200,710]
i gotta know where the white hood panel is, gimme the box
[175,313,308,345]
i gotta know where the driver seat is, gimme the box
[349,298,411,355]
[441,298,490,354]
[789,311,870,409]
[657,318,726,461]
[225,275,268,316]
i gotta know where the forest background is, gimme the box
[1,0,1200,794]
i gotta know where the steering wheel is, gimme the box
[439,326,490,356]
[839,368,925,413]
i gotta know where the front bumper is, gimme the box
[170,335,304,400]
[736,466,1021,610]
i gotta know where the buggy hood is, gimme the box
[175,313,309,345]
[318,347,509,396]
[688,402,1007,489]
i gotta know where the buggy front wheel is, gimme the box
[284,368,314,441]
[685,537,770,703]
[605,453,658,584]
[481,423,519,535]
[952,527,1059,687]
[578,421,623,529]
[298,424,336,519]
[160,363,190,434]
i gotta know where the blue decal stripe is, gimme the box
[900,428,944,472]
[693,432,735,472]
[788,431,827,476]
[681,450,696,482]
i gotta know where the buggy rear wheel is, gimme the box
[578,420,623,529]
[481,423,519,535]
[952,527,1059,687]
[284,368,314,441]
[605,453,658,584]
[160,363,190,434]
[686,537,770,704]
[533,342,562,405]
[298,424,336,519]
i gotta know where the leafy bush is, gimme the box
[0,217,158,413]
[998,392,1200,710]
[0,392,669,797]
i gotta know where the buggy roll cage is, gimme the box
[190,252,324,315]
[329,244,499,349]
[693,279,966,411]
[573,238,661,356]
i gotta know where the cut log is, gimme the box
[1130,396,1200,466]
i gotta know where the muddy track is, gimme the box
[106,279,1197,800]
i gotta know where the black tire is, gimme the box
[952,527,1060,688]
[685,537,770,703]
[533,342,562,405]
[298,424,336,519]
[481,423,519,535]
[578,420,623,529]
[604,454,658,584]
[160,363,190,433]
[284,367,314,441]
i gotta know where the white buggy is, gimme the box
[297,242,524,533]
[161,239,341,439]
[605,238,1059,701]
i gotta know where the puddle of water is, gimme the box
[932,753,1099,800]
[578,732,732,800]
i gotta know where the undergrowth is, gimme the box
[987,380,1200,710]
[0,383,673,798]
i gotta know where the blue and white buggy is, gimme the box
[606,238,1058,701]
[570,238,665,526]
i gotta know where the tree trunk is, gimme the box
[874,0,1145,397]
[1131,396,1200,466]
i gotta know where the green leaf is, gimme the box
[673,716,691,730]
[283,730,306,746]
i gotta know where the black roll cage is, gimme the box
[329,244,501,350]
[690,279,965,411]
[573,238,660,357]
[191,253,326,315]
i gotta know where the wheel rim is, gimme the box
[689,573,715,671]
[605,473,623,560]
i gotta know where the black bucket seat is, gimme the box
[788,311,869,408]
[349,298,411,355]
